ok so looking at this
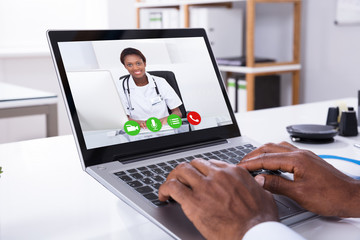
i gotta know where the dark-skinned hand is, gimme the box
[158,158,278,240]
[239,141,360,218]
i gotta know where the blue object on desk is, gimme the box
[319,155,360,180]
[318,155,360,166]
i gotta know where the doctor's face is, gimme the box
[123,54,147,80]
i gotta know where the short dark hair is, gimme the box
[120,47,146,65]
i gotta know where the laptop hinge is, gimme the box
[115,138,228,164]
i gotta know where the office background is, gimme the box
[0,0,359,143]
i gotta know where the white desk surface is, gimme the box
[0,82,57,108]
[0,98,360,239]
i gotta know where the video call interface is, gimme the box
[59,36,233,149]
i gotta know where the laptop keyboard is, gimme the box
[113,144,256,206]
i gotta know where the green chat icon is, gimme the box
[167,114,182,129]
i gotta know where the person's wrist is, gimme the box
[343,179,360,217]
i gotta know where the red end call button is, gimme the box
[187,111,201,125]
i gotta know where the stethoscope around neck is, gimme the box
[120,74,162,116]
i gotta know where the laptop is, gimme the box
[47,29,314,239]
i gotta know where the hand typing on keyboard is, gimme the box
[158,141,360,240]
[239,141,360,218]
[158,158,279,240]
[114,144,257,206]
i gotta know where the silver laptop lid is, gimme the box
[47,29,240,168]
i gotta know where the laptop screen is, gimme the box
[48,29,240,167]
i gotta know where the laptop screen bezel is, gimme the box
[48,29,241,167]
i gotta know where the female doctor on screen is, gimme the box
[119,47,183,129]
